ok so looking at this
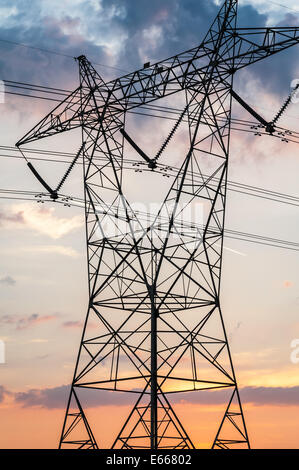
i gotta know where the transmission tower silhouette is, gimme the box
[16,0,299,449]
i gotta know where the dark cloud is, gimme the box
[0,275,16,286]
[241,386,299,406]
[0,1,113,96]
[97,0,299,98]
[15,384,69,409]
[12,384,299,409]
[98,0,219,69]
[237,4,268,29]
[15,384,134,408]
[0,0,297,115]
[172,386,299,407]
[235,9,299,99]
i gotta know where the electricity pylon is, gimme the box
[17,0,299,449]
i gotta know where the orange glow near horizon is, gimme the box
[1,400,299,449]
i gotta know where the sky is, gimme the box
[1,0,299,449]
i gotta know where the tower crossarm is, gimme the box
[15,44,226,147]
[15,1,238,147]
[16,9,299,150]
[16,86,82,146]
[227,27,299,71]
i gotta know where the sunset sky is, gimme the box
[1,0,299,449]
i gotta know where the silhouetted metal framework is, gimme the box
[16,0,299,449]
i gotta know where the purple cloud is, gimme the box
[12,384,299,409]
[15,385,134,409]
[0,210,24,225]
[0,313,59,330]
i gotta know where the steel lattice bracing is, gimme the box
[16,0,299,450]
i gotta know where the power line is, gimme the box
[3,79,67,95]
[2,89,299,145]
[2,144,299,208]
[1,83,298,246]
[0,38,74,59]
[3,79,299,141]
[0,38,128,73]
[0,1,298,78]
[268,1,299,13]
[0,188,298,253]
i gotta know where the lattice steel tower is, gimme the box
[17,0,299,449]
